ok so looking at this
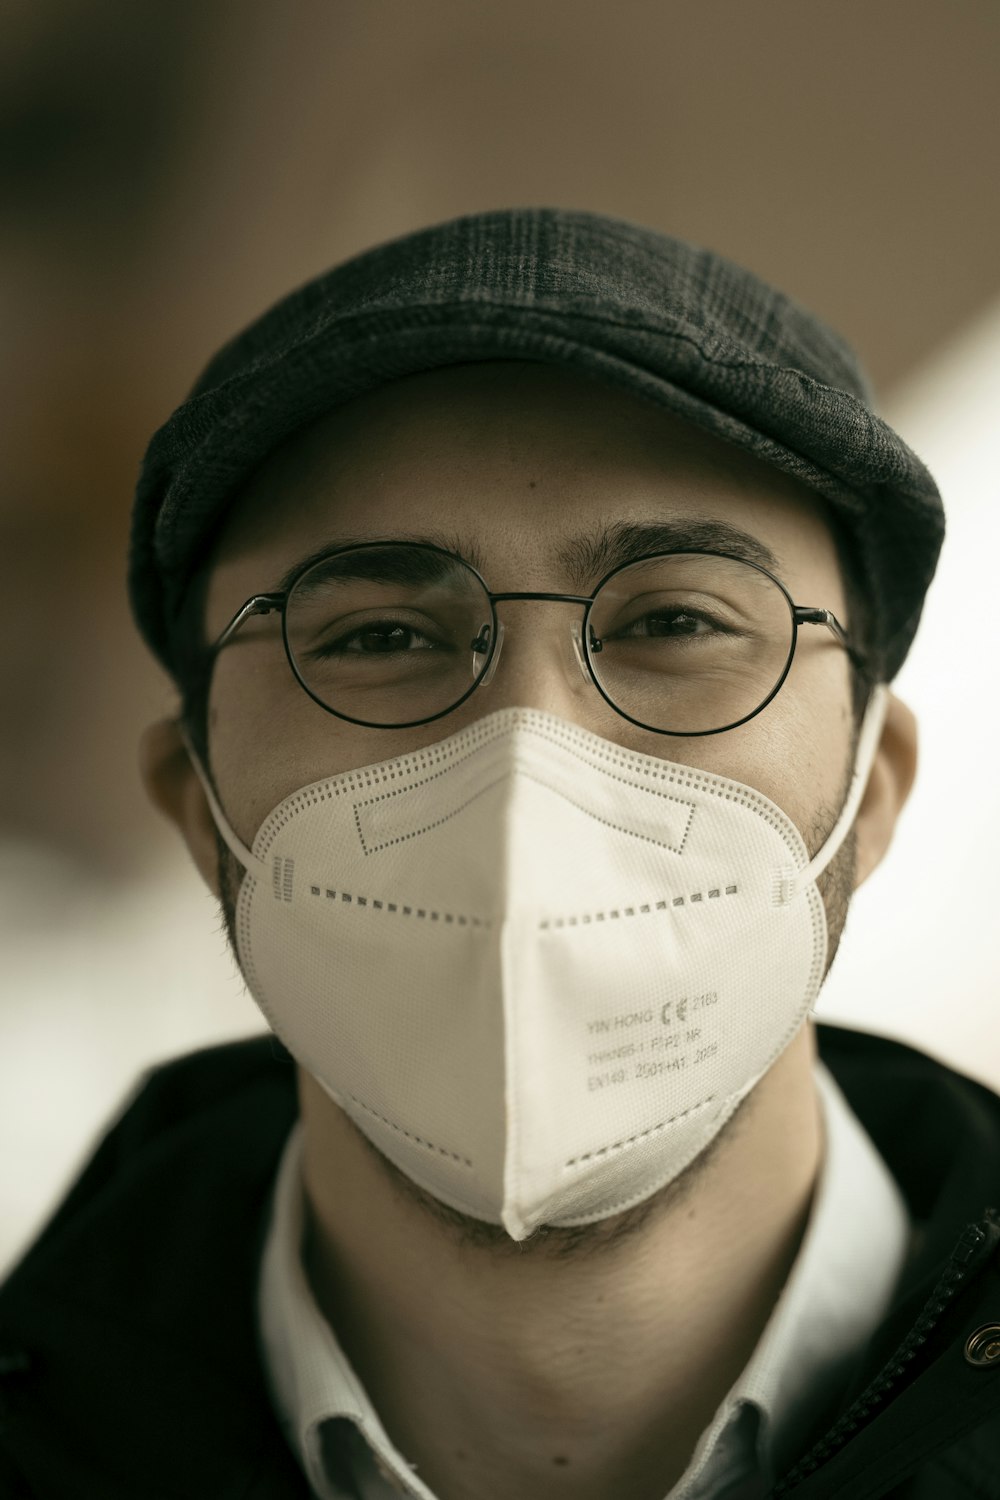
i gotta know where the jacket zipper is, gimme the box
[770,1215,996,1495]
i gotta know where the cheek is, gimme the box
[206,645,427,844]
[679,654,855,850]
[206,646,317,843]
[750,662,855,843]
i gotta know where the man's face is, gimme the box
[142,359,916,1252]
[201,362,857,874]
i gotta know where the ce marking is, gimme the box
[660,999,688,1026]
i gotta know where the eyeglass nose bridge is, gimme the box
[471,609,594,691]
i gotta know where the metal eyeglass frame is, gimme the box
[209,541,866,737]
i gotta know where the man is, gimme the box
[1,209,998,1499]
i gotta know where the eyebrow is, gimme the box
[269,519,781,597]
[284,540,470,599]
[556,520,779,588]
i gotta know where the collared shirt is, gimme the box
[258,1062,910,1499]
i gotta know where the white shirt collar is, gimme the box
[259,1058,910,1499]
[673,1062,910,1496]
[258,1135,431,1498]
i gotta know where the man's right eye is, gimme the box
[314,620,443,656]
[605,607,735,642]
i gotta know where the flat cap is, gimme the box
[129,207,944,679]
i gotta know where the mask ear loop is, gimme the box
[778,684,890,904]
[177,726,271,881]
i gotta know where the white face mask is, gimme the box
[195,692,887,1241]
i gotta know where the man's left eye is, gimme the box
[618,610,719,638]
[335,622,439,654]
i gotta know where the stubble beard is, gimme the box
[213,797,858,1261]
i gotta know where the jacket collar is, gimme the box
[1,1029,997,1496]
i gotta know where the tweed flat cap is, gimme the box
[129,207,944,679]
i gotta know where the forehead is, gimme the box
[205,362,844,618]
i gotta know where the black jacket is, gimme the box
[1,1027,999,1499]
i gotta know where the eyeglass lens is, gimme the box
[283,544,795,733]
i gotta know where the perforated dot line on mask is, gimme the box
[256,758,698,859]
[255,748,516,856]
[235,885,476,1168]
[307,884,491,928]
[256,715,527,850]
[352,776,528,857]
[558,883,828,1176]
[346,1092,473,1168]
[251,710,791,826]
[540,885,738,929]
[254,720,801,864]
[353,769,696,858]
[300,881,738,929]
[523,728,804,855]
[565,1093,718,1168]
[561,919,823,1178]
[361,710,798,834]
[255,848,813,938]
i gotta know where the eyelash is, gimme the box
[310,618,445,657]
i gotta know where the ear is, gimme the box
[852,692,918,889]
[140,719,221,896]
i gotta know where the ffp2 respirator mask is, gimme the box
[194,693,886,1240]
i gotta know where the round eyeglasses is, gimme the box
[209,541,864,736]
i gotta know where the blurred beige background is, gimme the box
[2,0,999,1272]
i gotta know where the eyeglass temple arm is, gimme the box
[793,606,867,671]
[211,593,286,655]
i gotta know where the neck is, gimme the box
[299,1026,822,1500]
